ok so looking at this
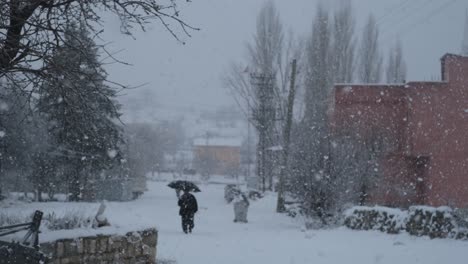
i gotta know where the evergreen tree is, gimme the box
[0,79,49,198]
[291,3,332,220]
[38,23,124,201]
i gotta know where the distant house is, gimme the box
[163,150,194,173]
[193,137,242,176]
[331,54,468,208]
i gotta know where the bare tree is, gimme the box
[0,0,197,89]
[225,1,300,192]
[331,0,355,84]
[461,9,468,56]
[357,14,383,83]
[386,39,407,83]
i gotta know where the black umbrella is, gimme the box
[167,180,201,192]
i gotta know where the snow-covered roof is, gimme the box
[335,83,406,87]
[193,137,242,147]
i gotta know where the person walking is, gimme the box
[178,190,198,233]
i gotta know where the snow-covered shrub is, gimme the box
[344,206,406,234]
[224,184,241,203]
[0,212,28,227]
[454,229,468,240]
[42,211,94,230]
[453,208,468,229]
[284,202,304,218]
[247,190,263,201]
[344,205,468,240]
[406,206,456,239]
[0,210,97,231]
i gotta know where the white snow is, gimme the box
[107,149,118,158]
[0,102,8,111]
[0,131,5,138]
[1,180,467,264]
[342,86,353,93]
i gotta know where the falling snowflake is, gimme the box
[343,86,353,93]
[107,149,118,158]
[0,102,8,111]
[314,173,323,181]
[0,131,5,138]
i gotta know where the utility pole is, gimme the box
[250,72,275,193]
[277,59,297,213]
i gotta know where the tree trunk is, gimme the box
[277,59,297,213]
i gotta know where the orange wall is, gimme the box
[193,145,241,175]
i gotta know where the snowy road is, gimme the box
[2,180,467,263]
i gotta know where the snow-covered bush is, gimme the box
[284,202,304,218]
[344,205,468,240]
[0,213,27,227]
[247,190,263,201]
[0,209,102,231]
[406,206,456,239]
[344,206,406,234]
[224,184,241,203]
[43,211,94,230]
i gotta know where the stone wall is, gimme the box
[40,228,157,264]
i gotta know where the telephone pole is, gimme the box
[250,72,275,193]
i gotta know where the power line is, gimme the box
[379,0,436,37]
[356,0,426,35]
[376,0,415,26]
[381,0,459,43]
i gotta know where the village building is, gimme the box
[193,137,242,176]
[331,54,468,208]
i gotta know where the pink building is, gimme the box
[331,54,468,208]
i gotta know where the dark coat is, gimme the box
[178,193,198,216]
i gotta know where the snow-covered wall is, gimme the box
[40,228,157,264]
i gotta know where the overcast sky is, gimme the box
[101,0,467,123]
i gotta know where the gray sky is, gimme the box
[101,0,467,122]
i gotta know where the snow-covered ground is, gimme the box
[1,180,467,264]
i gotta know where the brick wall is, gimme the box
[40,228,157,264]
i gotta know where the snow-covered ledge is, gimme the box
[40,228,157,264]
